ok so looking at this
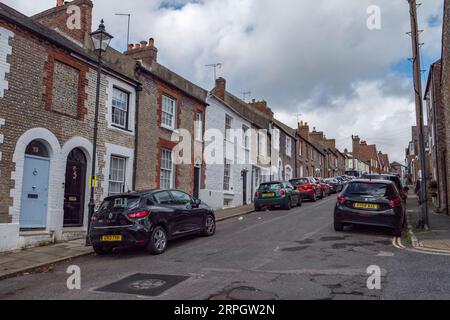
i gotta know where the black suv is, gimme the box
[89,190,216,255]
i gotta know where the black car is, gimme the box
[89,190,216,255]
[361,174,408,201]
[334,179,406,236]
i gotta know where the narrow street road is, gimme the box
[1,196,450,300]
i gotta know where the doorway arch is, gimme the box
[20,140,51,229]
[63,148,87,227]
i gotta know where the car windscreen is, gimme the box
[99,196,140,211]
[290,179,308,185]
[344,182,396,198]
[259,183,282,191]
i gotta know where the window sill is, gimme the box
[108,124,135,135]
[161,125,177,132]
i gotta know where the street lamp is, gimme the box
[86,20,113,245]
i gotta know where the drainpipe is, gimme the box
[133,84,142,191]
[430,66,441,211]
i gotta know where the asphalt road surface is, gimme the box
[1,195,450,300]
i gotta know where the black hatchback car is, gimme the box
[89,190,216,255]
[334,180,405,236]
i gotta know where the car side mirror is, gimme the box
[192,198,202,208]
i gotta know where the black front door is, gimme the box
[242,169,248,205]
[63,148,87,227]
[193,166,200,199]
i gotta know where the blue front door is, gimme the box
[20,155,50,228]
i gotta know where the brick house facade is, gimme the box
[272,119,296,182]
[0,2,139,251]
[125,39,208,197]
[296,122,326,178]
[440,0,450,214]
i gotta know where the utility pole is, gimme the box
[407,0,429,229]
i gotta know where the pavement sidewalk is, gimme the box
[215,204,255,221]
[405,188,450,253]
[0,204,255,280]
[0,239,93,280]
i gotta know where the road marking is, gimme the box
[203,267,387,277]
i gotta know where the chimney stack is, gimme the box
[298,122,310,140]
[33,0,93,45]
[248,99,272,116]
[215,77,226,100]
[124,37,158,66]
[352,135,361,159]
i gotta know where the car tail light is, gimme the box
[304,184,313,191]
[389,197,402,209]
[337,194,346,204]
[280,189,286,196]
[127,210,150,219]
[255,192,259,198]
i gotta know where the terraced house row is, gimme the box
[0,0,387,252]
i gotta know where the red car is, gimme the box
[290,177,323,202]
[315,178,331,197]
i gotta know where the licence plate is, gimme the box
[354,203,379,210]
[262,193,275,198]
[101,235,123,242]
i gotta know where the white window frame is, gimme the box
[225,114,233,141]
[108,155,127,196]
[160,148,175,189]
[242,125,250,150]
[106,76,136,135]
[285,165,293,181]
[111,87,129,129]
[286,136,292,157]
[223,158,231,191]
[162,95,176,130]
[195,111,203,141]
[273,128,280,150]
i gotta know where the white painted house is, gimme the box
[200,93,253,210]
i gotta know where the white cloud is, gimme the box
[2,0,444,163]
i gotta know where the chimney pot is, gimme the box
[128,44,134,51]
[140,41,148,47]
[56,0,64,6]
[149,38,155,47]
[135,43,141,49]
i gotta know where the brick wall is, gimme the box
[0,20,135,225]
[443,0,450,213]
[134,74,206,195]
[32,0,93,45]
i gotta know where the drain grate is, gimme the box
[96,273,189,297]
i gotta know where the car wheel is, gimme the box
[255,206,261,212]
[297,197,302,207]
[284,197,292,210]
[147,226,168,255]
[334,219,344,232]
[202,214,216,237]
[93,243,113,255]
[320,191,324,199]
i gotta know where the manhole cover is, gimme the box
[128,279,167,290]
[96,274,189,297]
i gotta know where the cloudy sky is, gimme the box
[4,0,444,162]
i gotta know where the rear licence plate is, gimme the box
[354,203,379,210]
[262,193,275,198]
[101,235,123,242]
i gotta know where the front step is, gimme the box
[18,230,55,249]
